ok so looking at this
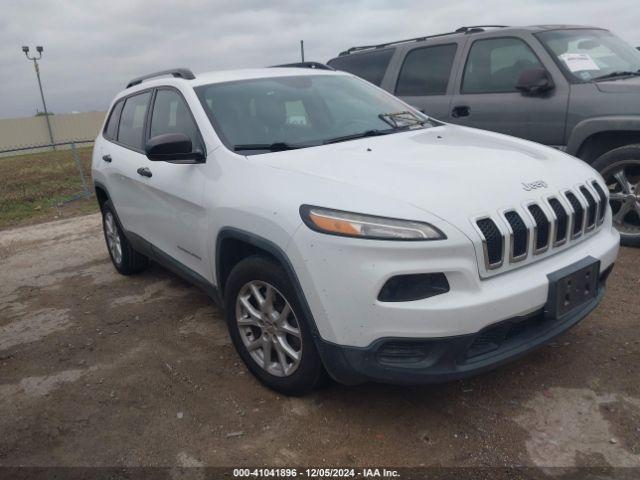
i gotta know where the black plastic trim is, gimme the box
[318,265,609,386]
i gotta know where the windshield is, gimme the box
[195,74,435,154]
[536,29,640,82]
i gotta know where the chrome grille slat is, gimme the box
[475,217,504,269]
[564,191,584,239]
[527,203,550,254]
[504,210,528,262]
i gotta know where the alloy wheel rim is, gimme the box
[602,160,640,237]
[104,212,123,265]
[235,280,302,377]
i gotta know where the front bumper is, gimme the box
[318,264,612,385]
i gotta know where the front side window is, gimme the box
[327,49,394,86]
[117,92,151,149]
[150,89,201,150]
[536,29,640,82]
[196,74,436,155]
[462,37,544,94]
[395,44,458,96]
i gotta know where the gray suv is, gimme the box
[328,25,640,246]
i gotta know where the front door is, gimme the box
[449,36,569,146]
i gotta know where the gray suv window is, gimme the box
[462,37,543,94]
[117,92,151,149]
[327,49,394,86]
[150,89,200,150]
[395,44,457,96]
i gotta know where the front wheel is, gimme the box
[224,255,326,395]
[592,145,640,247]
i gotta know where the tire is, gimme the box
[224,254,326,395]
[591,145,640,247]
[101,200,149,275]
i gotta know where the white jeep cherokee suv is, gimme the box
[92,64,619,395]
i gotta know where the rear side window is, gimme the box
[395,44,458,96]
[149,89,201,150]
[462,37,544,94]
[104,100,124,140]
[117,92,151,149]
[327,49,394,86]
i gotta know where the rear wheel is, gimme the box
[224,255,326,395]
[101,200,149,274]
[592,145,640,247]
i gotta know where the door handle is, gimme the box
[102,154,112,163]
[136,167,152,178]
[451,105,470,118]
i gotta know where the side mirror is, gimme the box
[516,68,555,96]
[145,133,205,163]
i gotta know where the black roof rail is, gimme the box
[455,25,509,33]
[271,61,335,70]
[126,68,195,88]
[339,25,509,55]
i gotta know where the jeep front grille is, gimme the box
[473,182,606,272]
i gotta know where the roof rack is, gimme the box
[126,68,195,88]
[339,25,509,55]
[271,61,335,70]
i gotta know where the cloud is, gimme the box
[1,0,639,118]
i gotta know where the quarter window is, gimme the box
[117,92,151,149]
[462,38,544,94]
[104,100,124,140]
[150,89,201,149]
[395,44,457,96]
[327,49,394,86]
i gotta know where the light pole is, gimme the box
[22,45,55,149]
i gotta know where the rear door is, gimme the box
[393,42,462,120]
[448,35,569,146]
[104,90,159,241]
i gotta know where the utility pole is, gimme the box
[22,45,55,150]
[300,40,305,62]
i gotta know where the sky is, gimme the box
[1,0,639,119]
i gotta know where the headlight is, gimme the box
[299,205,445,241]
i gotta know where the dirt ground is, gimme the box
[0,213,639,471]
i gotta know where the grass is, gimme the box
[0,146,99,230]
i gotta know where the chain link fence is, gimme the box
[0,140,96,229]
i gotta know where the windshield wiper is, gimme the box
[592,70,640,81]
[378,111,426,129]
[234,142,310,152]
[322,129,398,145]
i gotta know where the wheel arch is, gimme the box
[567,116,640,163]
[94,181,110,210]
[215,227,321,339]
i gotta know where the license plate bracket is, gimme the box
[545,256,600,320]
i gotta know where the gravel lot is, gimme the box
[1,214,639,470]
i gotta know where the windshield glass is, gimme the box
[195,74,435,154]
[536,29,640,82]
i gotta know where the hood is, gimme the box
[255,125,598,227]
[595,76,640,93]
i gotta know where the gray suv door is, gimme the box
[449,35,569,146]
[392,42,462,120]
